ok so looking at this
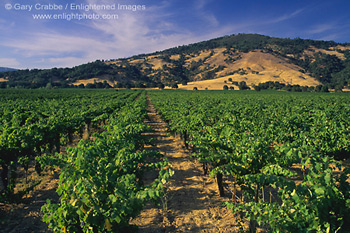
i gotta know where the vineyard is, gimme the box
[0,89,350,232]
[0,89,172,232]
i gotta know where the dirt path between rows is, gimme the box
[131,96,238,232]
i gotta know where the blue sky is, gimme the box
[1,0,350,69]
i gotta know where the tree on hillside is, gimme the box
[321,85,329,92]
[335,85,343,92]
[315,85,323,92]
[254,86,261,91]
[238,81,250,90]
[309,53,344,83]
[157,83,165,89]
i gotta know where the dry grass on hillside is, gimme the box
[170,54,181,60]
[204,48,229,67]
[179,51,321,90]
[304,46,347,60]
[105,44,349,91]
[129,58,145,64]
[178,78,239,90]
[72,77,115,86]
[185,50,214,63]
[147,58,170,70]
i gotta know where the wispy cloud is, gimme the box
[194,0,219,27]
[213,8,307,38]
[48,57,92,67]
[3,32,97,56]
[304,22,347,41]
[269,8,306,24]
[318,34,340,41]
[0,58,20,67]
[1,31,118,67]
[0,1,203,68]
[85,0,219,55]
[306,23,336,34]
[0,17,15,30]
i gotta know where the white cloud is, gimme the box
[1,30,125,68]
[84,0,201,55]
[0,58,20,67]
[85,0,236,54]
[3,32,97,56]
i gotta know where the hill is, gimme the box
[1,34,350,90]
[0,67,16,73]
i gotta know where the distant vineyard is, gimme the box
[149,90,350,232]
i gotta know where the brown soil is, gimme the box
[0,168,59,233]
[131,96,239,232]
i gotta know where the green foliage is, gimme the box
[40,93,173,232]
[238,81,250,90]
[149,90,350,232]
[308,53,344,83]
[227,156,350,232]
[0,89,140,200]
[0,90,173,231]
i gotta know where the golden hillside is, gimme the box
[111,47,324,90]
[103,34,350,90]
[184,51,321,90]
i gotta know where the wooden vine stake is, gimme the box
[234,174,237,204]
[217,173,225,197]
